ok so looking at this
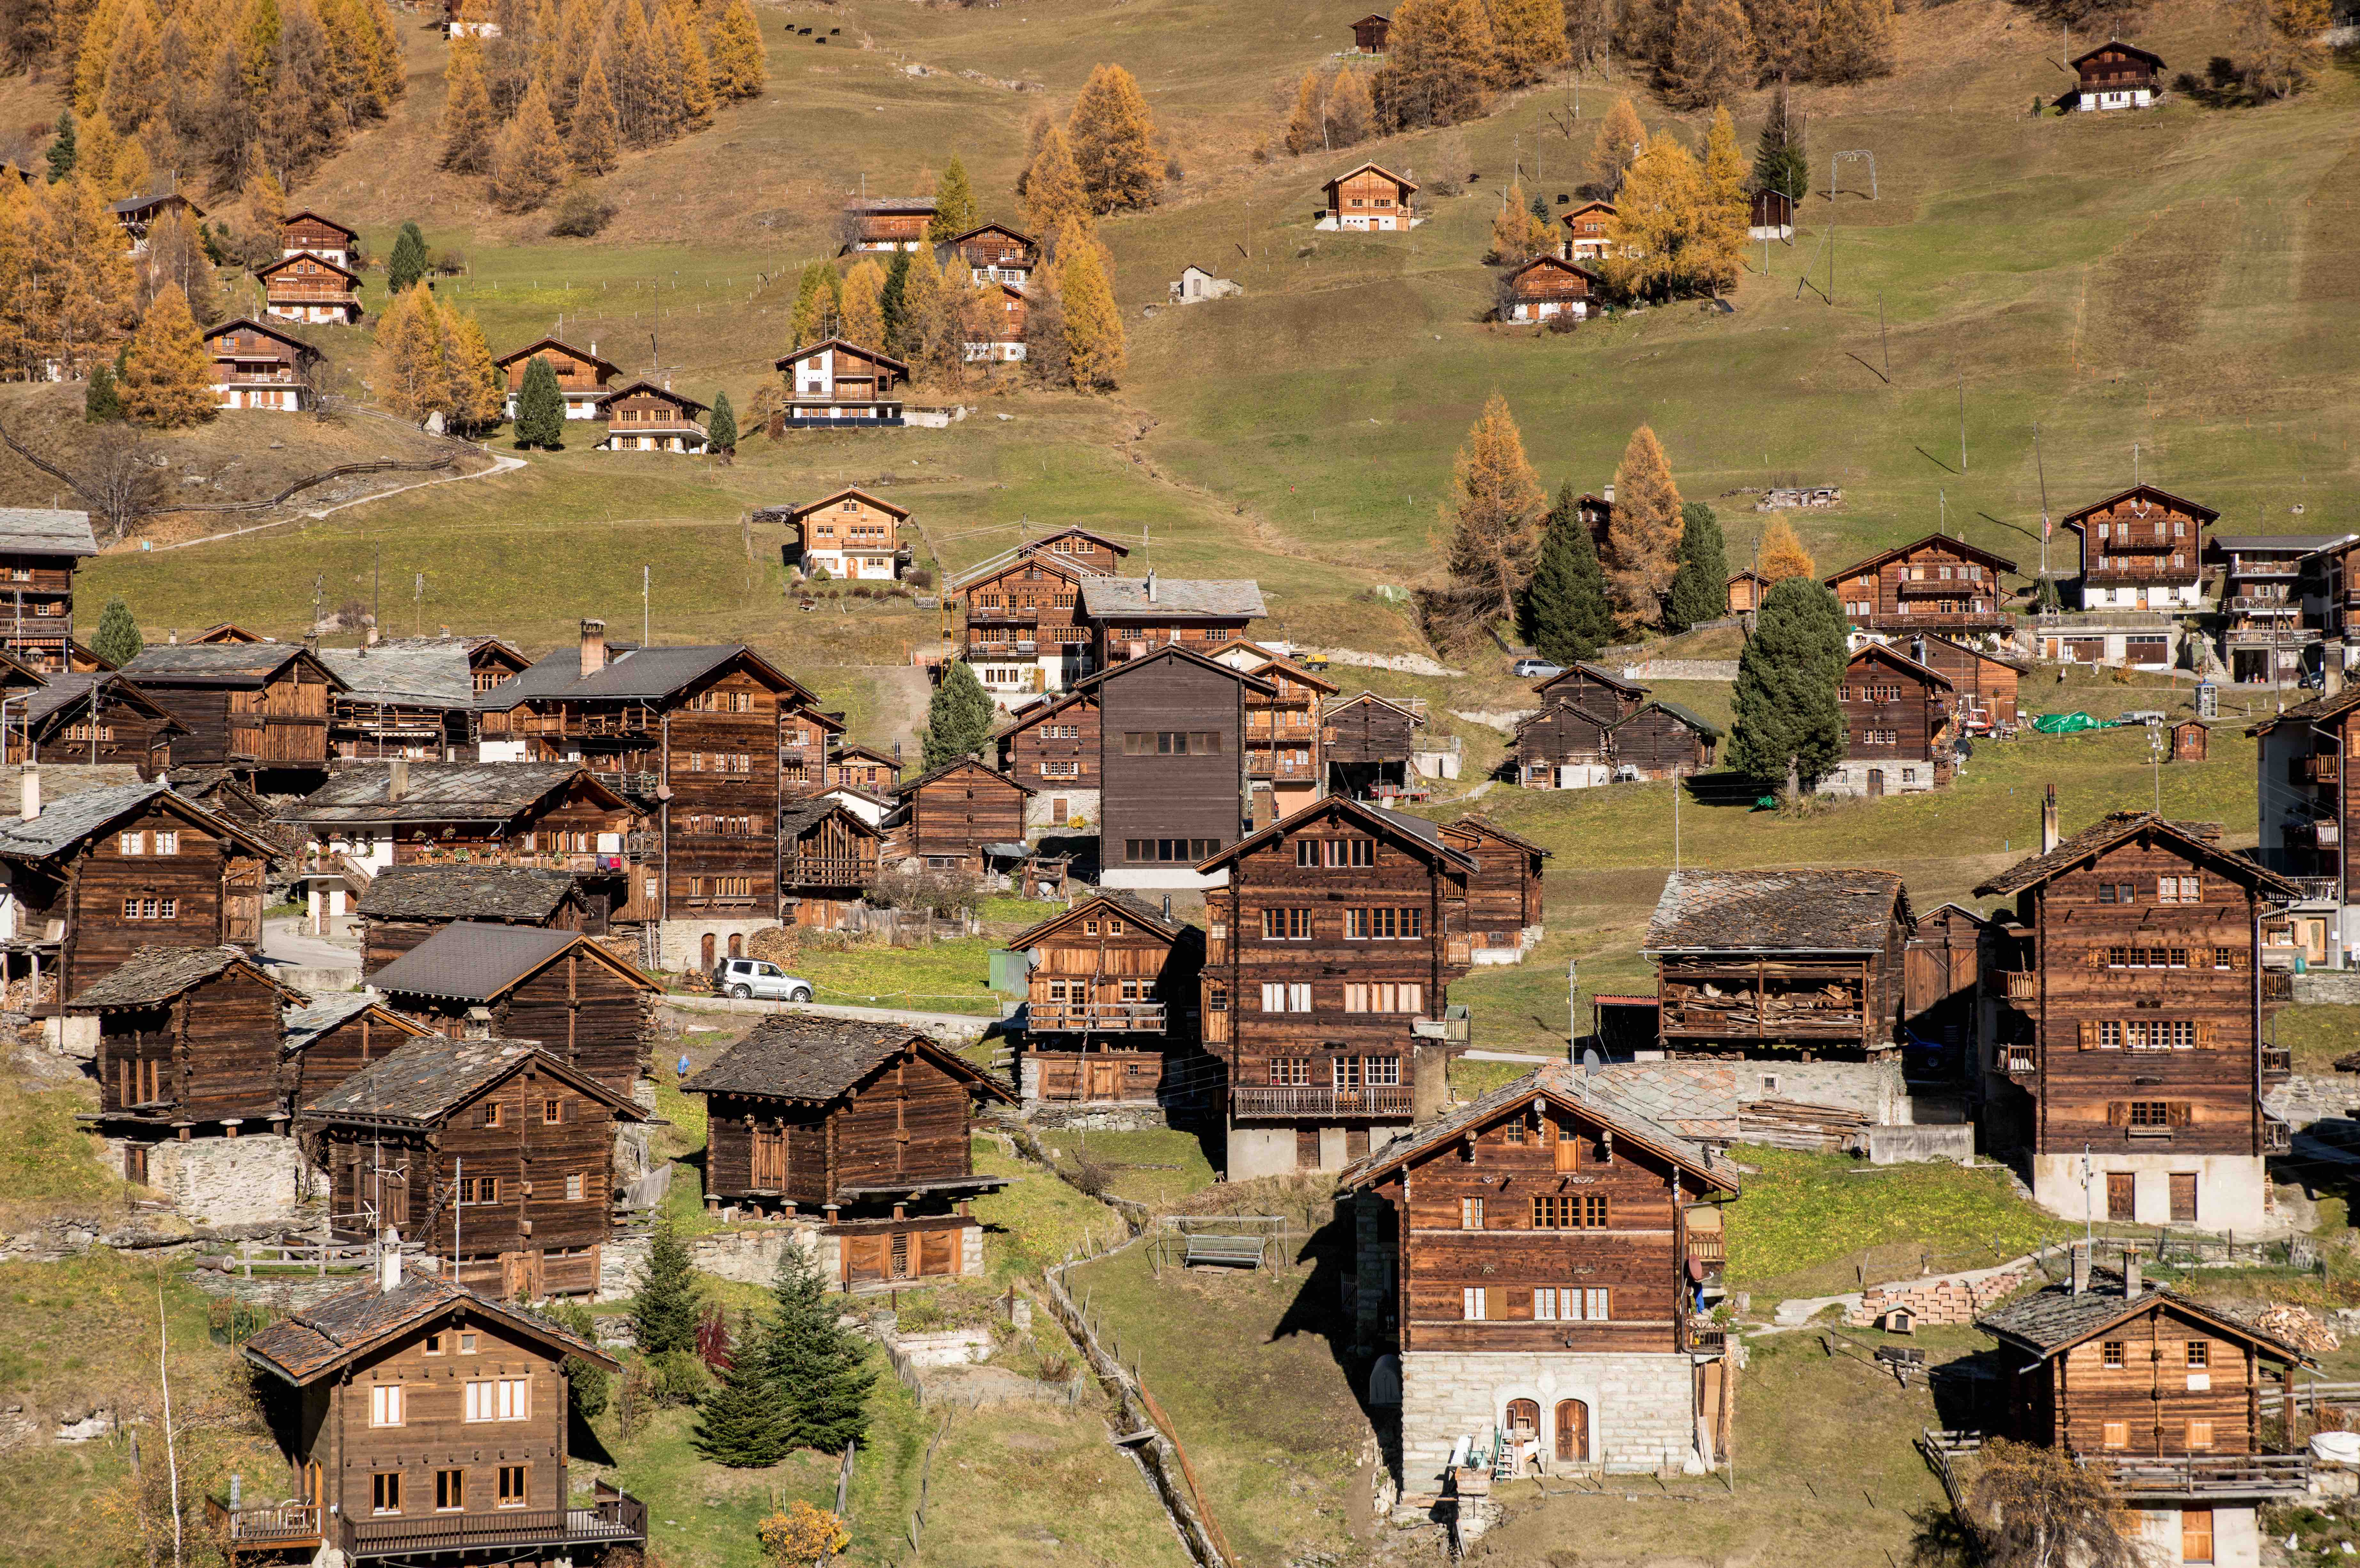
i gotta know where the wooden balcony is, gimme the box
[783,854,874,887]
[207,1497,322,1549]
[2291,818,2342,848]
[2263,1045,2293,1081]
[1858,611,2016,633]
[1231,1085,1412,1120]
[2299,755,2340,784]
[1028,1001,1166,1031]
[965,605,1040,624]
[2082,566,2198,586]
[2005,1046,2037,1076]
[1411,1006,1472,1044]
[1681,1322,1728,1353]
[1894,578,1994,600]
[342,1489,648,1557]
[1684,1231,1725,1264]
[2265,1116,2293,1153]
[2000,970,2037,1002]
[2074,1452,2309,1500]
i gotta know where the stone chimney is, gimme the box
[389,758,409,802]
[364,620,379,648]
[2328,662,2346,700]
[2122,1248,2143,1298]
[2069,1241,2090,1295]
[1145,570,1158,605]
[19,763,37,822]
[581,618,608,676]
[2040,784,2060,855]
[379,1228,402,1294]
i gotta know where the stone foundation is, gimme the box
[1022,789,1099,835]
[111,1133,303,1228]
[1816,758,1944,799]
[1397,1350,1703,1496]
[656,917,780,973]
[1021,1102,1170,1132]
[2133,1502,2256,1568]
[2031,1152,2269,1234]
[2267,1074,2356,1132]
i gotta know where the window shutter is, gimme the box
[2086,947,2105,969]
[2079,1019,2095,1049]
[2167,1102,2193,1128]
[2105,1101,2128,1127]
[2196,1020,2213,1048]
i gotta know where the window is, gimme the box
[1461,1196,1484,1228]
[153,831,177,854]
[1582,1194,1608,1227]
[1126,838,1218,863]
[2095,1021,2122,1050]
[1463,1286,1488,1321]
[1345,908,1424,940]
[498,1466,528,1508]
[1258,983,1311,1012]
[1042,760,1080,778]
[2185,1340,2209,1369]
[372,1473,402,1515]
[121,897,177,920]
[566,1173,586,1201]
[1121,731,1223,755]
[118,830,145,855]
[462,1175,501,1204]
[1364,1055,1401,1085]
[543,1098,562,1125]
[2128,1101,2170,1129]
[370,1384,404,1426]
[2123,1019,2196,1051]
[1270,1058,1310,1086]
[1343,982,1423,1014]
[1534,1287,1559,1320]
[2159,874,2200,903]
[465,1377,531,1422]
[2101,1340,2127,1368]
[1333,1057,1364,1090]
[435,1469,465,1511]
[1532,1195,1577,1228]
[459,1333,477,1353]
[1262,908,1313,940]
[423,1334,444,1355]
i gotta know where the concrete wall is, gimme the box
[657,917,778,973]
[113,1133,303,1228]
[1866,1125,1976,1165]
[1733,1059,1909,1123]
[2133,1502,2256,1568]
[1398,1350,1701,1496]
[2031,1152,2268,1234]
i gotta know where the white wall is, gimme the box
[2031,1152,2269,1233]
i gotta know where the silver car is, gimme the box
[712,957,814,1002]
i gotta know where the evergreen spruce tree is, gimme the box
[878,249,911,358]
[387,220,428,295]
[1729,575,1845,795]
[91,595,142,667]
[707,389,737,454]
[1751,80,1809,202]
[766,1239,875,1454]
[926,156,978,241]
[1521,482,1616,663]
[513,353,565,448]
[921,660,996,769]
[1603,424,1683,629]
[84,362,122,422]
[692,1311,792,1467]
[1665,500,1728,631]
[440,33,497,173]
[120,285,216,428]
[46,111,77,183]
[629,1214,703,1359]
[1066,62,1161,213]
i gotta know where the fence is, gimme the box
[891,1412,956,1563]
[1918,1427,1982,1547]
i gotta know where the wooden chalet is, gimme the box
[257,251,363,325]
[203,318,318,412]
[232,1265,641,1559]
[1024,525,1130,575]
[1080,574,1267,668]
[1909,631,2026,732]
[1336,1062,1739,1493]
[354,864,600,977]
[2206,532,2342,684]
[1534,661,1648,718]
[842,196,936,252]
[786,487,911,582]
[1644,869,1913,1057]
[122,641,344,784]
[894,757,1031,875]
[1499,255,1601,324]
[280,211,357,267]
[1747,189,1795,239]
[0,778,274,1008]
[495,337,620,422]
[2064,40,2165,110]
[304,1037,650,1298]
[441,0,498,34]
[12,672,184,776]
[280,992,441,1109]
[1978,1251,2311,1567]
[1561,199,1616,261]
[0,507,98,672]
[1077,645,1272,890]
[2250,687,2360,923]
[774,338,909,426]
[319,639,496,759]
[1828,642,1955,798]
[953,531,1127,696]
[1605,701,1719,781]
[194,623,270,643]
[368,921,660,1094]
[1513,701,1616,788]
[110,191,203,254]
[1196,794,1476,1176]
[1351,11,1390,50]
[1325,690,1426,800]
[826,742,899,796]
[1975,810,2298,1231]
[594,381,709,453]
[682,1015,1015,1287]
[1011,890,1202,1104]
[1903,900,1986,1070]
[939,222,1036,285]
[777,799,880,930]
[77,944,306,1140]
[994,690,1099,829]
[1215,642,1338,825]
[1726,570,1766,615]
[1823,533,2017,636]
[2061,485,2215,613]
[1437,816,1548,961]
[966,282,1029,364]
[1323,163,1417,231]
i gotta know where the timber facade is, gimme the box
[204,318,317,412]
[595,382,709,454]
[1010,891,1203,1105]
[1824,533,2016,636]
[995,690,1100,829]
[787,488,910,581]
[777,800,880,931]
[122,642,344,784]
[1644,870,1913,1057]
[367,922,660,1096]
[895,758,1031,874]
[1323,163,1417,231]
[1437,816,1547,962]
[773,339,908,426]
[258,252,363,324]
[0,507,99,672]
[2062,485,2215,613]
[79,945,305,1136]
[496,338,619,421]
[1825,643,1955,798]
[1082,646,1268,890]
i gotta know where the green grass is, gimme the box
[2275,1005,2360,1076]
[970,1137,1127,1280]
[0,1070,133,1228]
[907,1404,1196,1568]
[1041,1126,1217,1211]
[789,936,1011,1015]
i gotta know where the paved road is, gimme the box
[657,994,1002,1043]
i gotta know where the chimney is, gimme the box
[1911,636,1927,667]
[1602,483,1615,505]
[2069,1241,2090,1295]
[19,763,37,822]
[2122,1248,2143,1298]
[1161,894,1173,921]
[379,1228,403,1294]
[590,340,598,357]
[365,620,379,647]
[581,618,608,675]
[2328,662,2346,700]
[2040,784,2060,854]
[1146,570,1158,604]
[388,758,409,802]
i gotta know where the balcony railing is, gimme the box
[965,605,1041,624]
[2000,970,2037,1001]
[1859,611,2015,632]
[2263,971,2296,1004]
[783,855,874,886]
[2228,558,2305,578]
[2229,595,2303,613]
[342,1490,648,1557]
[2005,1046,2037,1075]
[1894,578,1995,600]
[1231,1085,1413,1119]
[2300,756,2340,784]
[590,769,661,795]
[2082,565,2198,584]
[1684,1231,1725,1263]
[1411,1006,1472,1044]
[2265,1117,2293,1153]
[2263,1046,2293,1078]
[2290,818,2342,847]
[207,1498,323,1548]
[2074,1452,2309,1499]
[1028,1001,1167,1031]
[2287,876,2342,903]
[1681,1322,1728,1353]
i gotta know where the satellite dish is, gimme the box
[1582,1047,1604,1076]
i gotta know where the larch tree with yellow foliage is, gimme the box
[1604,425,1683,629]
[1067,63,1162,213]
[839,258,887,351]
[490,79,568,211]
[1666,0,1756,109]
[1607,134,1708,300]
[1326,67,1374,146]
[1441,392,1546,633]
[1021,125,1093,243]
[441,34,498,172]
[1489,181,1552,263]
[1487,0,1568,88]
[1284,68,1329,155]
[120,285,215,428]
[1058,240,1125,390]
[1756,515,1815,582]
[1700,105,1748,293]
[571,53,620,173]
[707,0,767,100]
[373,285,452,421]
[1586,96,1646,196]
[1376,0,1496,129]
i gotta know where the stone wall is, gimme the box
[1845,1264,2029,1329]
[2031,1152,2268,1234]
[2293,971,2360,1006]
[1867,1125,1976,1165]
[2267,1074,2355,1132]
[1397,1350,1700,1496]
[109,1133,303,1228]
[1728,1059,1909,1124]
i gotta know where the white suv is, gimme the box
[711,958,814,1002]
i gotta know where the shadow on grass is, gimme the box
[1267,1201,1403,1489]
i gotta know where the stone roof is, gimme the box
[681,1014,1012,1103]
[369,922,638,1002]
[302,1036,641,1124]
[0,508,97,556]
[71,945,302,1009]
[20,672,178,728]
[243,1266,614,1384]
[318,643,477,708]
[354,864,582,923]
[483,644,808,711]
[282,993,428,1053]
[1078,577,1268,619]
[124,643,333,687]
[0,781,172,858]
[1978,1266,2311,1363]
[1645,869,1910,953]
[279,762,593,827]
[1972,811,2299,898]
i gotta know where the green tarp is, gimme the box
[2029,712,2123,734]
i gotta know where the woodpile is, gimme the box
[2242,1302,2340,1357]
[1737,1099,1869,1152]
[1672,981,1863,1030]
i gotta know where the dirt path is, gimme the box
[863,663,933,753]
[147,447,524,553]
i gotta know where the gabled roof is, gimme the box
[1563,200,1617,219]
[21,672,185,731]
[1071,641,1279,697]
[1216,642,1340,694]
[1972,811,2301,899]
[1028,526,1129,556]
[495,336,621,376]
[1503,254,1604,286]
[1353,11,1388,22]
[1336,1060,1735,1194]
[993,687,1096,741]
[1007,889,1184,949]
[2070,40,2165,68]
[1195,793,1476,875]
[594,379,708,416]
[244,1266,617,1384]
[1728,569,1767,585]
[124,642,346,691]
[681,1013,1015,1103]
[787,486,910,523]
[279,762,626,827]
[1511,700,1613,740]
[1979,1266,2308,1364]
[1619,698,1722,738]
[1079,577,1268,620]
[0,507,97,556]
[1909,630,2033,676]
[1915,899,1989,930]
[2250,685,2360,734]
[895,755,1036,798]
[369,921,659,1002]
[2205,533,2348,556]
[301,1036,648,1125]
[354,864,584,923]
[773,337,912,374]
[485,643,827,714]
[111,191,203,218]
[1846,641,1955,690]
[1439,813,1553,858]
[1822,531,2018,584]
[201,317,310,355]
[946,221,1035,248]
[70,945,307,1010]
[282,992,437,1054]
[844,196,937,214]
[1536,662,1648,702]
[280,210,358,241]
[193,623,271,643]
[2058,484,2219,529]
[1321,161,1418,195]
[1326,690,1427,726]
[1645,869,1911,954]
[256,251,361,285]
[830,742,900,768]
[0,780,277,863]
[777,797,882,841]
[317,642,477,708]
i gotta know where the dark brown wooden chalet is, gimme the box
[1351,11,1389,50]
[842,196,936,252]
[682,1015,1014,1287]
[895,757,1031,875]
[77,945,306,1139]
[1081,574,1266,667]
[1010,890,1202,1104]
[257,251,363,325]
[0,507,99,673]
[367,922,660,1095]
[1833,642,1955,797]
[1438,816,1547,960]
[1078,644,1272,887]
[194,624,270,643]
[203,317,318,412]
[280,992,440,1110]
[826,743,900,796]
[1911,631,2025,732]
[2250,686,2360,903]
[1325,691,1426,800]
[2061,485,2215,612]
[773,339,909,426]
[1218,642,1337,826]
[13,672,183,776]
[233,1266,640,1559]
[0,778,274,1007]
[1823,533,2016,636]
[595,381,709,454]
[1904,900,1985,1072]
[1336,1062,1739,1491]
[1514,701,1615,788]
[1561,199,1616,261]
[319,638,501,759]
[280,210,357,266]
[954,538,1112,695]
[1534,662,1648,718]
[1608,701,1720,781]
[1974,811,2297,1230]
[1197,795,1475,1176]
[939,222,1037,286]
[303,1037,650,1298]
[354,864,597,977]
[1979,1252,2311,1561]
[111,190,204,253]
[1323,162,1417,231]
[777,799,880,931]
[2064,40,2165,110]
[495,337,620,422]
[1643,869,1913,1057]
[994,690,1098,828]
[122,641,345,784]
[1499,255,1601,324]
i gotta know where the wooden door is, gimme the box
[223,858,264,946]
[920,1229,957,1276]
[123,1144,147,1185]
[842,1233,888,1284]
[500,1251,529,1299]
[1866,768,1885,798]
[1553,1118,1578,1172]
[1505,1399,1540,1447]
[1554,1399,1590,1463]
[2107,1172,2136,1221]
[1051,796,1068,824]
[2182,1507,2213,1564]
[751,1125,787,1189]
[728,932,744,958]
[2170,1172,2197,1225]
[701,932,716,969]
[1087,1058,1120,1100]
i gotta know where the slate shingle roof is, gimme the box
[20,672,178,727]
[355,865,582,923]
[280,762,592,827]
[124,643,331,686]
[282,993,426,1053]
[1644,869,1910,953]
[0,508,97,555]
[681,1014,1011,1103]
[0,781,173,859]
[1079,577,1268,619]
[368,922,624,1001]
[301,1036,638,1123]
[318,643,477,708]
[71,945,302,1009]
[1972,811,2299,898]
[1978,1267,2312,1364]
[243,1267,614,1384]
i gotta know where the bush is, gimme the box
[548,187,617,238]
[649,1347,714,1405]
[1545,311,1581,335]
[906,567,934,589]
[806,563,831,583]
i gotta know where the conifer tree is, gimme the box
[1608,134,1707,298]
[84,362,122,422]
[1326,66,1374,146]
[1807,0,1891,83]
[1522,482,1616,663]
[440,304,502,431]
[513,352,565,447]
[1667,0,1755,109]
[693,1311,791,1467]
[46,111,77,183]
[1019,123,1090,238]
[386,220,428,295]
[1067,62,1160,213]
[142,208,219,323]
[98,0,164,133]
[1564,0,1614,66]
[1488,0,1569,88]
[2237,0,2327,99]
[900,240,944,366]
[1756,514,1814,581]
[1058,239,1124,391]
[1585,96,1646,195]
[1699,104,1748,292]
[707,389,737,454]
[766,1239,874,1455]
[74,0,132,117]
[1284,67,1327,155]
[1744,0,1810,84]
[839,256,885,350]
[608,0,656,145]
[91,595,142,666]
[490,78,566,211]
[1489,181,1549,262]
[1444,391,1545,629]
[878,249,911,358]
[1603,424,1682,629]
[1376,0,1495,129]
[926,156,978,241]
[1613,0,1677,74]
[119,284,214,427]
[922,659,995,768]
[789,258,835,345]
[1751,81,1808,202]
[243,166,286,246]
[371,283,449,419]
[1730,575,1845,795]
[52,174,137,374]
[1665,500,1728,631]
[629,1214,703,1359]
[708,0,767,100]
[259,0,335,181]
[440,33,497,172]
[571,53,619,173]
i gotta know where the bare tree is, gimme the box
[1964,1440,2139,1568]
[0,416,167,543]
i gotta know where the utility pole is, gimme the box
[1879,293,1889,376]
[643,566,651,647]
[2035,422,2052,588]
[1567,957,1579,1061]
[1958,369,1968,472]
